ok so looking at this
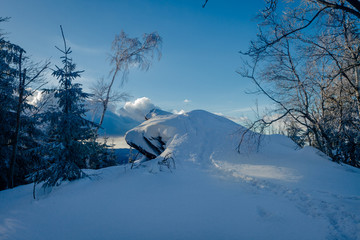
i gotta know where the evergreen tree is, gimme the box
[0,17,19,189]
[34,26,110,189]
[0,17,49,190]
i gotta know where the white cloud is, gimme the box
[172,109,186,115]
[118,97,155,122]
[184,99,191,103]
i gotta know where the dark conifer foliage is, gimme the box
[0,17,20,189]
[0,17,44,189]
[33,26,113,189]
[0,19,119,193]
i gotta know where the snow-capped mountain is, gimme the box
[89,110,141,136]
[89,107,171,137]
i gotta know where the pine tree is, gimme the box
[0,17,38,189]
[34,26,104,188]
[0,17,50,190]
[0,17,19,189]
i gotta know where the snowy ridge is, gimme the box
[125,110,360,239]
[0,110,360,239]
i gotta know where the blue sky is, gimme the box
[1,0,270,121]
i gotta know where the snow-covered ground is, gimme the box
[1,110,359,240]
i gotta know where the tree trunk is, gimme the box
[354,66,360,118]
[95,69,118,135]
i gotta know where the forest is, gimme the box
[0,20,161,192]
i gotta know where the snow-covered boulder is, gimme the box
[125,110,264,167]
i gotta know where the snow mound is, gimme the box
[125,110,293,169]
[1,110,360,240]
[124,110,360,239]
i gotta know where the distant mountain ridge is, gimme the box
[88,111,141,136]
[88,108,172,136]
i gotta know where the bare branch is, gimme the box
[317,0,360,18]
[202,0,208,8]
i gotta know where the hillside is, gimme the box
[0,110,359,240]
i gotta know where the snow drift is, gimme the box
[125,110,293,169]
[1,110,360,240]
[126,110,250,164]
[124,110,360,238]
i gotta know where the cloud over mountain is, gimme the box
[118,97,156,122]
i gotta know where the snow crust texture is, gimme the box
[1,110,360,240]
[125,110,360,239]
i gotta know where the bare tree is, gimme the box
[89,77,130,122]
[94,31,162,134]
[241,0,360,167]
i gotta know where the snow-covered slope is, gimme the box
[144,108,172,120]
[1,110,360,240]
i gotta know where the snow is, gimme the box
[1,110,360,240]
[145,108,171,120]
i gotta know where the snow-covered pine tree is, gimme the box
[0,17,19,189]
[0,17,42,190]
[34,26,109,189]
